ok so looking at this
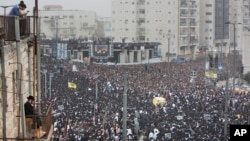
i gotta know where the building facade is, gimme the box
[111,0,200,61]
[39,5,98,41]
[230,0,250,73]
[0,39,36,139]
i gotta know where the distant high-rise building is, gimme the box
[231,0,250,73]
[111,0,199,61]
[198,0,230,58]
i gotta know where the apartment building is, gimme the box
[39,5,98,41]
[111,0,199,61]
[179,0,200,59]
[97,17,112,38]
[198,0,230,61]
[230,0,250,73]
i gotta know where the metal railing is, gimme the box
[0,16,31,41]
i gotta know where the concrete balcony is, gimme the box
[0,16,31,41]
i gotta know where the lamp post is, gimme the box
[122,73,128,141]
[166,31,171,63]
[49,71,59,99]
[41,69,47,99]
[225,22,241,91]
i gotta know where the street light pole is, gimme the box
[42,69,47,99]
[225,22,241,91]
[122,73,128,141]
[167,31,171,63]
[49,73,52,100]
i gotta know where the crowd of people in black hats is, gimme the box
[40,55,250,141]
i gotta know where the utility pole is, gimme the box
[49,73,53,99]
[96,81,98,100]
[122,73,128,141]
[167,31,171,63]
[225,22,241,91]
[224,64,229,139]
[42,69,47,99]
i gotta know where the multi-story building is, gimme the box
[39,5,98,41]
[199,0,229,58]
[227,0,250,74]
[111,0,200,61]
[97,17,112,38]
[0,14,52,140]
[179,0,199,59]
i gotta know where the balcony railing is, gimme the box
[25,102,53,139]
[0,15,31,41]
[0,102,53,140]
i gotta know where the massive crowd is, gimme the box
[40,55,250,141]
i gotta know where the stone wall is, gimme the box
[0,39,36,138]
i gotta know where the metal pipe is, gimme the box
[168,35,170,63]
[0,39,7,141]
[49,74,52,99]
[37,17,41,115]
[232,23,236,92]
[27,46,32,96]
[14,16,26,138]
[225,22,241,92]
[96,81,98,100]
[44,70,47,99]
[224,65,229,139]
[122,73,128,141]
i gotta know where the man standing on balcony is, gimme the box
[24,95,46,138]
[24,95,41,128]
[8,1,28,37]
[8,1,27,17]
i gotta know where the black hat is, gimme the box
[27,95,34,100]
[19,1,27,8]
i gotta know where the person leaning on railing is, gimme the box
[8,1,28,37]
[24,95,42,129]
[24,95,47,138]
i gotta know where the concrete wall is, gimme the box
[0,39,35,138]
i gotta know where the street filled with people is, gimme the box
[40,56,250,141]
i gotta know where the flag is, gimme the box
[68,82,77,89]
[205,71,217,79]
[236,114,241,119]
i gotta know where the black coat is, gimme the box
[24,101,34,116]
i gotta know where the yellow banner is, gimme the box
[205,71,217,79]
[68,82,77,89]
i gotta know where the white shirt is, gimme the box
[153,128,160,140]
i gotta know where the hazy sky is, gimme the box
[0,0,112,17]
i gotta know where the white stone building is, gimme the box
[229,0,250,74]
[111,0,200,61]
[39,5,98,41]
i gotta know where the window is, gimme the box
[206,4,212,7]
[206,12,212,15]
[69,16,74,19]
[205,20,212,23]
[139,9,145,14]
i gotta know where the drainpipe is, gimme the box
[15,16,26,138]
[28,46,32,99]
[0,39,7,141]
